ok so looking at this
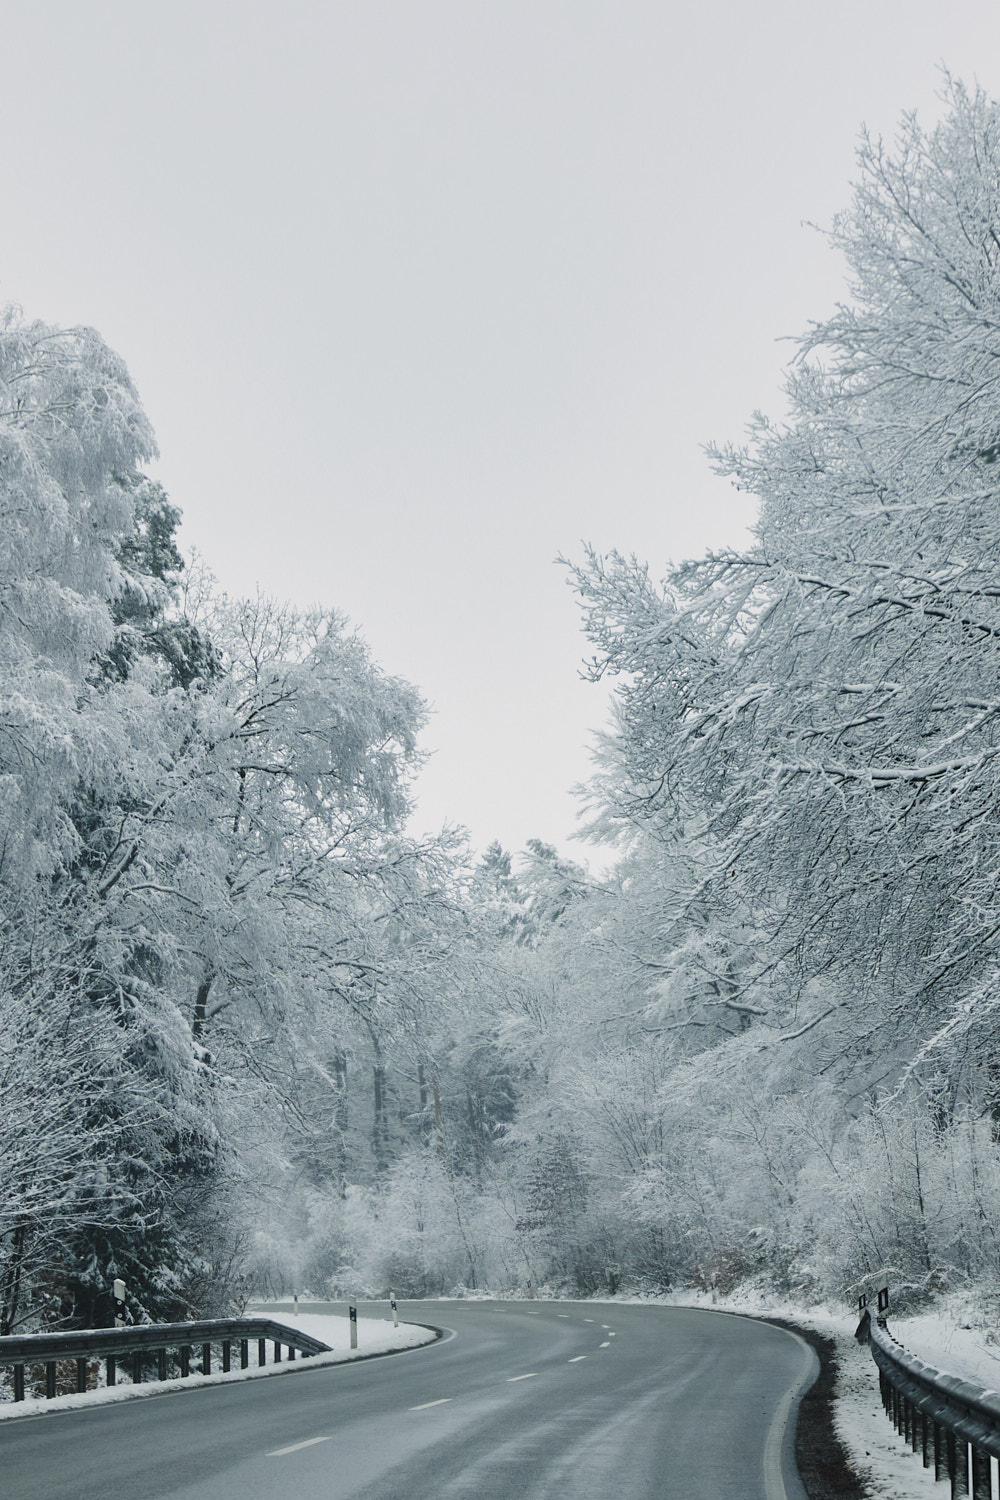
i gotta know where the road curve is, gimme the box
[0,1300,817,1499]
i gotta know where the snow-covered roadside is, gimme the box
[884,1311,1000,1392]
[829,1325,941,1499]
[825,1301,1000,1499]
[0,1314,437,1422]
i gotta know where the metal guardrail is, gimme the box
[0,1317,332,1403]
[863,1311,1000,1498]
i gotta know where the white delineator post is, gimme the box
[349,1299,358,1349]
[112,1278,127,1328]
[390,1291,398,1328]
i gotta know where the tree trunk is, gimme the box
[332,1050,348,1198]
[432,1075,445,1158]
[192,974,213,1040]
[373,1057,389,1174]
[417,1061,432,1144]
[0,1222,27,1336]
[466,1088,483,1183]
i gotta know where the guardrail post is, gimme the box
[12,1364,23,1402]
[258,1337,266,1368]
[946,1428,971,1497]
[132,1351,142,1384]
[954,1436,970,1497]
[935,1421,947,1481]
[222,1340,231,1373]
[970,1445,990,1500]
[107,1355,116,1387]
[920,1407,930,1466]
[158,1348,167,1381]
[45,1361,56,1399]
[273,1340,281,1363]
[77,1357,87,1394]
[289,1346,296,1361]
[241,1338,249,1370]
[201,1343,211,1375]
[953,1434,971,1494]
[179,1345,190,1378]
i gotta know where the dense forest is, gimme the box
[4,77,1000,1334]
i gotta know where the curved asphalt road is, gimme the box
[0,1300,817,1499]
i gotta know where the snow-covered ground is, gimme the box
[885,1311,1000,1391]
[0,1313,436,1422]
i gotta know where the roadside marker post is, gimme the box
[349,1300,358,1349]
[390,1291,398,1328]
[112,1278,127,1329]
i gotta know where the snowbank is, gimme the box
[885,1312,1000,1392]
[0,1314,437,1422]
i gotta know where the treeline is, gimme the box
[5,77,1000,1334]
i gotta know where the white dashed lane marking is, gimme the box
[268,1437,332,1457]
[410,1399,452,1410]
[568,1356,587,1363]
[600,1341,611,1347]
[507,1373,538,1382]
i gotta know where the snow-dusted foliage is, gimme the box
[0,305,443,1331]
[11,77,1000,1334]
[549,76,1000,1302]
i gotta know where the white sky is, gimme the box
[2,2,999,865]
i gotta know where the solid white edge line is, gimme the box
[506,1373,537,1381]
[762,1329,818,1500]
[267,1435,332,1456]
[409,1398,452,1410]
[649,1304,818,1500]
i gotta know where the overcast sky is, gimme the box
[2,2,999,866]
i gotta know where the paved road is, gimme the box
[0,1300,817,1499]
